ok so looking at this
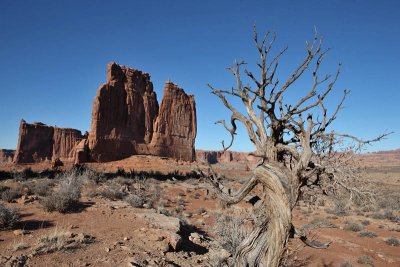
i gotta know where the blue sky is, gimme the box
[0,0,399,152]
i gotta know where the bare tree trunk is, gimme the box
[235,164,293,267]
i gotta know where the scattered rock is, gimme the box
[13,230,30,236]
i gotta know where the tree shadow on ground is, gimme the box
[16,219,54,230]
[178,223,209,255]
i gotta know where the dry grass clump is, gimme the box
[325,200,348,216]
[343,222,364,232]
[357,255,375,266]
[125,195,144,208]
[33,228,95,255]
[0,202,20,229]
[98,187,127,201]
[31,179,54,197]
[358,230,377,238]
[303,217,337,230]
[340,262,354,267]
[385,236,400,246]
[360,220,370,226]
[371,210,399,222]
[377,189,400,211]
[213,213,249,255]
[125,179,162,209]
[40,171,82,213]
[34,229,71,255]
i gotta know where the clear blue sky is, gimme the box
[0,0,399,152]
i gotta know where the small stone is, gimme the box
[13,229,30,236]
[105,247,111,252]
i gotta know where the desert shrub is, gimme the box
[358,231,377,238]
[125,180,161,209]
[357,255,375,266]
[125,195,144,208]
[385,236,400,246]
[361,220,370,226]
[214,213,249,255]
[99,187,126,201]
[0,202,20,229]
[325,200,348,216]
[303,217,337,230]
[377,189,400,211]
[1,187,22,202]
[33,229,72,255]
[0,185,10,193]
[344,222,364,232]
[371,212,385,219]
[340,262,354,267]
[31,179,53,197]
[113,176,132,186]
[41,172,81,213]
[194,192,201,199]
[371,210,399,222]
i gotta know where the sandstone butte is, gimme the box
[12,62,197,165]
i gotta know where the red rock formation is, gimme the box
[14,120,55,163]
[13,120,83,164]
[88,63,159,162]
[87,64,196,162]
[12,63,197,164]
[0,149,15,163]
[150,81,196,161]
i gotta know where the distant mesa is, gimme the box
[196,150,258,165]
[11,62,197,165]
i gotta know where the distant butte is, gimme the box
[11,62,197,165]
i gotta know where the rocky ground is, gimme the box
[0,154,399,267]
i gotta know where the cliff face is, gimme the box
[150,82,197,161]
[88,63,159,162]
[14,120,55,163]
[0,149,15,163]
[52,127,84,161]
[13,120,83,164]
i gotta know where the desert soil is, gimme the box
[0,154,399,267]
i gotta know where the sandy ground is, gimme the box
[0,153,399,267]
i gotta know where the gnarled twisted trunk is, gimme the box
[235,164,294,267]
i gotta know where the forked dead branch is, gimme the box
[203,26,390,266]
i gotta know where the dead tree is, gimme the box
[205,27,389,267]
